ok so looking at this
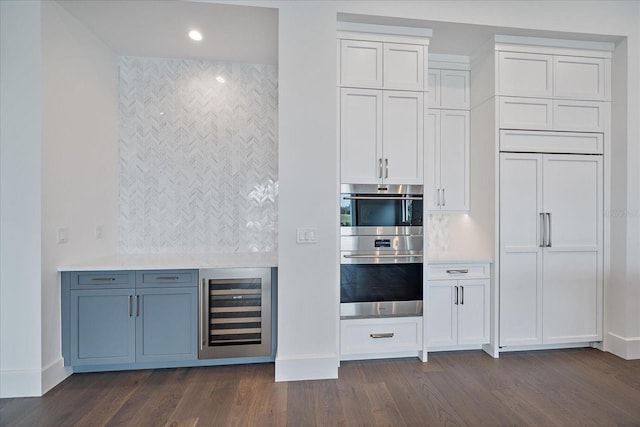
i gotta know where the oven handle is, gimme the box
[343,254,423,259]
[342,196,423,201]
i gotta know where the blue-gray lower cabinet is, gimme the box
[63,269,198,369]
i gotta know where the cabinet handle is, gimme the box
[91,277,116,282]
[454,286,459,305]
[154,276,180,281]
[370,333,394,339]
[442,188,446,207]
[385,158,389,179]
[437,189,441,206]
[136,295,140,317]
[460,286,464,305]
[378,158,383,179]
[546,213,552,247]
[540,213,546,247]
[446,269,469,274]
[128,295,132,317]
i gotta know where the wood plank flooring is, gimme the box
[2,348,640,426]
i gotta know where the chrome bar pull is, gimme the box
[343,254,423,259]
[343,196,423,201]
[155,276,179,281]
[446,269,469,274]
[460,286,464,305]
[437,189,441,206]
[91,277,116,282]
[370,333,394,339]
[547,212,552,247]
[135,295,140,317]
[378,158,383,179]
[540,213,545,247]
[454,286,459,305]
[442,188,446,207]
[385,158,389,179]
[128,295,132,317]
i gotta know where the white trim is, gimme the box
[275,353,339,382]
[337,21,432,40]
[494,34,615,54]
[0,368,42,398]
[341,351,419,361]
[606,332,640,360]
[498,342,597,353]
[428,54,471,71]
[42,357,72,395]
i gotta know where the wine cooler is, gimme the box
[199,268,273,359]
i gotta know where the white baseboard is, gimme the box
[1,358,72,398]
[606,332,640,359]
[0,368,42,398]
[42,357,72,395]
[275,353,339,382]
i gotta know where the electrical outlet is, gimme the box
[57,227,68,244]
[95,225,104,240]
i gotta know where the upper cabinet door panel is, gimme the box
[383,43,424,90]
[340,40,383,88]
[440,70,470,109]
[382,91,424,185]
[498,52,553,97]
[553,56,607,100]
[426,69,441,107]
[340,88,383,184]
[439,110,469,211]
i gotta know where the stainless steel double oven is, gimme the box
[340,184,424,318]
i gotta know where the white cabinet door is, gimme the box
[553,56,607,100]
[498,52,553,97]
[499,153,544,346]
[499,97,553,130]
[424,109,440,211]
[426,69,441,107]
[441,70,470,109]
[552,100,606,132]
[383,43,424,90]
[426,280,457,347]
[382,91,424,185]
[542,155,602,344]
[340,88,383,184]
[440,110,469,211]
[340,40,383,88]
[457,279,490,345]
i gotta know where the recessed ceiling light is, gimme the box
[188,30,203,41]
[216,76,226,84]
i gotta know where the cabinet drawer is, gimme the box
[72,271,134,289]
[500,130,603,154]
[499,97,552,130]
[427,263,490,280]
[136,270,197,288]
[341,317,422,356]
[553,100,606,132]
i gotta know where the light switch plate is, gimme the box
[57,227,68,244]
[296,227,317,244]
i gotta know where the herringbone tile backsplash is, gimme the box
[118,57,278,254]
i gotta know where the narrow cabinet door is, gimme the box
[499,153,543,347]
[457,279,490,345]
[439,110,469,211]
[424,109,441,211]
[426,280,457,347]
[70,289,136,365]
[382,91,424,185]
[340,88,383,184]
[542,154,603,344]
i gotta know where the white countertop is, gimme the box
[58,252,278,272]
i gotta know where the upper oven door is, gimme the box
[340,184,423,234]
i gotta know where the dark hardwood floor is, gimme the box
[2,348,640,426]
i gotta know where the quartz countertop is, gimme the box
[58,252,277,272]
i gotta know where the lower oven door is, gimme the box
[340,257,423,318]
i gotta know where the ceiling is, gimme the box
[56,0,278,64]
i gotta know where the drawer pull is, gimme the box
[154,276,180,281]
[91,277,116,282]
[446,269,469,274]
[370,333,394,339]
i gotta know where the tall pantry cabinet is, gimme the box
[472,35,612,353]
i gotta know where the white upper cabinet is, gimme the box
[340,88,423,185]
[427,69,470,109]
[340,40,425,90]
[553,56,607,100]
[498,51,609,101]
[340,40,383,88]
[498,52,553,98]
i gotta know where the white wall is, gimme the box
[40,0,120,393]
[0,0,43,398]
